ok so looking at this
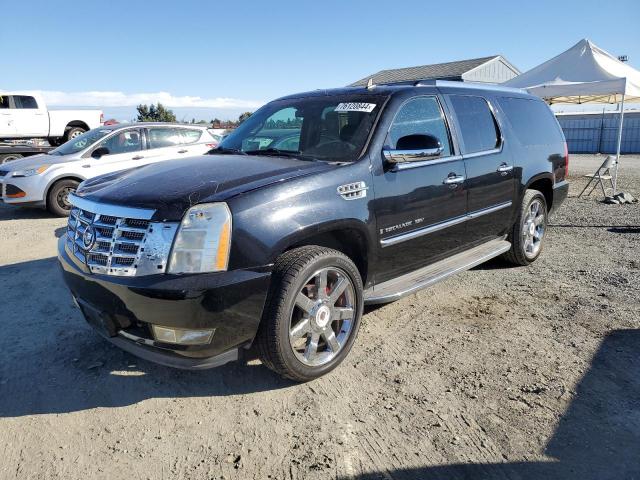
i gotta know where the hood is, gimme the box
[0,152,76,171]
[76,154,335,220]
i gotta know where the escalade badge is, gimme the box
[83,225,96,249]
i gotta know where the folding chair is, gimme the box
[578,155,617,198]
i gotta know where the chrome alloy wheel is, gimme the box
[69,129,83,139]
[522,198,546,259]
[289,267,356,367]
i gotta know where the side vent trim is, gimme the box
[337,181,368,200]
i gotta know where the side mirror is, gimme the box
[91,147,109,159]
[383,134,444,164]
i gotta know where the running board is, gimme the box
[364,238,511,305]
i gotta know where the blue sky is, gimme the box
[2,0,638,120]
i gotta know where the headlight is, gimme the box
[12,165,50,177]
[167,203,232,274]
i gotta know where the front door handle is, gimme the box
[132,155,144,160]
[497,163,514,174]
[177,149,188,154]
[443,174,465,185]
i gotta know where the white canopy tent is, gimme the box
[504,39,640,193]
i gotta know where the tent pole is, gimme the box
[612,93,625,195]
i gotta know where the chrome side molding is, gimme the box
[380,201,512,247]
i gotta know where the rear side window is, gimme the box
[14,95,38,109]
[148,128,183,148]
[387,96,452,156]
[498,97,564,146]
[449,95,500,153]
[0,96,9,109]
[181,129,203,144]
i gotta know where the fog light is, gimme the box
[151,325,215,345]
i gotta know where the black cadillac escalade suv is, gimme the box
[58,81,569,381]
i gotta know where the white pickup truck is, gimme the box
[0,92,103,145]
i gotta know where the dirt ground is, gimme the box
[1,155,639,480]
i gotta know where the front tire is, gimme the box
[503,189,548,266]
[46,179,79,216]
[256,246,364,382]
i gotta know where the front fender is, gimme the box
[227,161,376,272]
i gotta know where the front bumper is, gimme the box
[58,237,271,369]
[0,175,46,205]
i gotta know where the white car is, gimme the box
[0,123,218,215]
[0,92,103,144]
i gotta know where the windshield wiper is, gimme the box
[244,148,311,160]
[207,146,247,155]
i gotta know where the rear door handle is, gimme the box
[132,155,144,160]
[497,163,514,174]
[443,174,465,185]
[177,149,188,154]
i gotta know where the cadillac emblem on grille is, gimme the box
[82,225,96,249]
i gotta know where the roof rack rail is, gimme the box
[413,79,528,94]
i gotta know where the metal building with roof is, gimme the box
[350,55,520,87]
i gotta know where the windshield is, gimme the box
[49,128,113,156]
[218,94,385,162]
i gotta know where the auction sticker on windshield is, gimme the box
[335,103,376,113]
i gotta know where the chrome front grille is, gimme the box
[65,196,180,277]
[67,206,151,276]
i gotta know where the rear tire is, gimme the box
[502,189,548,266]
[0,153,23,164]
[256,246,364,382]
[63,127,86,143]
[46,179,79,216]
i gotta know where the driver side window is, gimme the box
[388,97,452,156]
[97,130,142,156]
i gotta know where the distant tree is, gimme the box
[136,103,176,122]
[211,118,222,128]
[238,112,253,124]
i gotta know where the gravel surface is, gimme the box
[1,155,638,479]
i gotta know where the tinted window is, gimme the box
[387,96,451,156]
[49,128,112,156]
[181,129,203,144]
[498,97,564,146]
[449,95,500,153]
[241,107,301,151]
[14,95,38,109]
[148,128,183,148]
[0,96,9,109]
[219,95,383,162]
[97,129,142,155]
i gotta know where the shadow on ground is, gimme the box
[0,257,293,418]
[1,258,639,478]
[339,329,640,480]
[0,205,53,220]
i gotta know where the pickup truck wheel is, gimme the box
[0,153,23,164]
[64,127,86,143]
[256,246,364,382]
[503,189,548,266]
[46,179,79,216]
